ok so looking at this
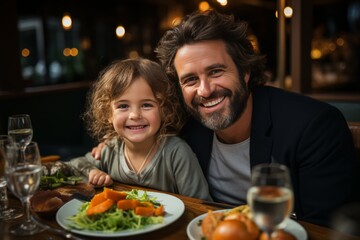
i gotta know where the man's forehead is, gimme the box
[174,41,229,73]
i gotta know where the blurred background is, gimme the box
[1,0,360,159]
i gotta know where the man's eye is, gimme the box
[181,76,198,86]
[209,69,223,77]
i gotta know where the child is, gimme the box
[66,58,212,200]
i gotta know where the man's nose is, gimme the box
[197,78,213,98]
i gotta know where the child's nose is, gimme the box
[129,110,142,120]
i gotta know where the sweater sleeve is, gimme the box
[65,152,101,177]
[168,138,213,201]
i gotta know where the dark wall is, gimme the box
[0,88,95,160]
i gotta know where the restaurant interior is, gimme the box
[1,0,360,159]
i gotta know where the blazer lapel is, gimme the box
[250,87,273,168]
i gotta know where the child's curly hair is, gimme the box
[83,58,184,144]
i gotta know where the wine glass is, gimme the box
[247,163,294,239]
[4,141,44,235]
[0,135,23,220]
[8,114,33,160]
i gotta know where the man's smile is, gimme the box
[201,96,225,108]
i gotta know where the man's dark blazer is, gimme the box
[180,86,357,227]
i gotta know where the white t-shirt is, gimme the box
[208,133,251,205]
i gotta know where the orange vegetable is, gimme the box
[89,192,107,208]
[117,199,140,210]
[139,201,154,208]
[85,189,166,218]
[104,188,127,201]
[135,206,155,217]
[87,199,114,216]
[154,205,165,216]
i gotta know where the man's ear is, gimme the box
[244,71,250,83]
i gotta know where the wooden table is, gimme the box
[1,182,359,240]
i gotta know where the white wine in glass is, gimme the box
[8,114,33,159]
[247,163,293,238]
[5,141,44,235]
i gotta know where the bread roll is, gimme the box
[201,209,259,240]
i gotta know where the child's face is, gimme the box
[110,77,161,144]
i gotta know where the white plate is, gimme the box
[56,191,185,237]
[186,210,308,240]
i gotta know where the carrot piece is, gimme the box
[117,199,140,210]
[104,188,127,201]
[87,199,114,216]
[139,201,154,208]
[154,205,165,216]
[89,192,107,208]
[135,206,155,217]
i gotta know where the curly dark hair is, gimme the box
[83,58,184,143]
[155,9,268,91]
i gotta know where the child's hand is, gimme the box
[88,169,113,187]
[92,142,106,160]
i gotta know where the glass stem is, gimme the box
[20,148,26,161]
[23,199,31,223]
[266,231,274,239]
[3,190,8,210]
[0,180,8,210]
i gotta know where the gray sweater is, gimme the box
[66,136,212,201]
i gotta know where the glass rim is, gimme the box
[253,162,289,168]
[4,141,38,149]
[252,163,290,176]
[0,135,8,139]
[0,135,10,146]
[8,114,30,119]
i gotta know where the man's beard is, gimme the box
[187,80,249,131]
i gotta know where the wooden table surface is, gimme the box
[1,182,359,240]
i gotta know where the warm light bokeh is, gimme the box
[275,6,293,19]
[116,26,126,38]
[199,1,210,12]
[63,48,78,57]
[284,6,293,18]
[62,14,72,30]
[70,48,78,56]
[21,48,30,57]
[216,0,227,6]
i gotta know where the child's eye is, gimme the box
[142,103,153,109]
[118,104,128,109]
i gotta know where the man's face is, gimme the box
[173,40,250,131]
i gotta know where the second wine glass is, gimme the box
[8,114,33,160]
[4,141,44,235]
[0,135,23,220]
[247,163,294,239]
